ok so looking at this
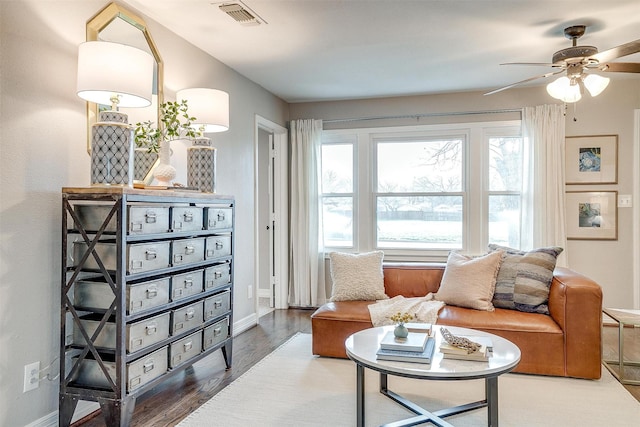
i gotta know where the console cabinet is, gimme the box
[59,187,234,426]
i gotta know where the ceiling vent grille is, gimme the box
[218,2,263,26]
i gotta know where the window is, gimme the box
[321,121,522,260]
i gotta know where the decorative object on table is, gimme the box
[389,312,415,339]
[176,88,229,193]
[376,337,435,364]
[566,191,618,240]
[565,135,618,184]
[134,100,198,186]
[77,41,154,186]
[439,327,490,361]
[380,330,429,352]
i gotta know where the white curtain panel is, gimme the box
[289,119,327,307]
[522,105,568,267]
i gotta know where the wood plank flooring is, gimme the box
[73,310,639,426]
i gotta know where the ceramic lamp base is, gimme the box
[90,121,134,186]
[188,138,217,193]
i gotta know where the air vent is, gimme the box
[218,2,263,26]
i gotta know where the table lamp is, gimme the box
[77,41,154,186]
[176,88,229,193]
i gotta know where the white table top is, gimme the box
[603,308,640,325]
[345,325,521,380]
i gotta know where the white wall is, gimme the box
[290,79,640,309]
[0,1,287,425]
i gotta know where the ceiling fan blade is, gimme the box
[500,62,559,67]
[590,39,640,63]
[484,70,564,96]
[599,62,640,73]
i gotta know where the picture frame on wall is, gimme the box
[565,135,618,184]
[566,191,618,240]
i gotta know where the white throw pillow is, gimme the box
[329,251,388,302]
[434,250,504,311]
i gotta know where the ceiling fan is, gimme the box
[485,25,640,102]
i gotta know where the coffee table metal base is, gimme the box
[356,365,498,427]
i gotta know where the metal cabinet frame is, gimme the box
[59,188,234,426]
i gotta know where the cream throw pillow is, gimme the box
[329,251,388,302]
[435,250,504,311]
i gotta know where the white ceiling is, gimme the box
[127,0,640,103]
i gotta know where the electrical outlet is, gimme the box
[248,285,253,299]
[23,361,40,392]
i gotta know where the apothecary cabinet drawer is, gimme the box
[204,263,231,291]
[73,241,171,274]
[171,237,205,266]
[74,204,170,235]
[171,301,204,335]
[171,269,204,301]
[71,346,168,393]
[203,317,229,351]
[73,312,170,353]
[169,331,203,368]
[204,290,231,322]
[205,207,233,230]
[205,236,232,259]
[171,206,203,232]
[74,276,170,314]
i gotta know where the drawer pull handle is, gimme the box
[183,340,193,351]
[183,212,194,222]
[217,212,226,221]
[146,211,157,223]
[215,241,224,250]
[185,309,195,320]
[214,271,223,279]
[146,286,158,299]
[143,360,155,373]
[184,279,193,288]
[145,250,157,260]
[185,245,195,255]
[146,322,157,335]
[213,326,223,336]
[214,300,223,309]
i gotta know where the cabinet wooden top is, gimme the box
[62,186,234,202]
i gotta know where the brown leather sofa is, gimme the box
[311,262,603,379]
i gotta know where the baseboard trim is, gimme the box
[26,401,99,427]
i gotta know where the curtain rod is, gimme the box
[322,108,523,124]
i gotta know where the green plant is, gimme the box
[134,100,198,153]
[389,312,414,326]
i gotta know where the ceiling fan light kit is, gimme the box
[486,24,639,102]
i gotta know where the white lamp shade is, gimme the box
[546,76,581,103]
[77,41,154,108]
[583,74,610,97]
[176,88,229,133]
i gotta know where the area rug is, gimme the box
[178,333,640,427]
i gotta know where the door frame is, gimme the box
[254,115,289,311]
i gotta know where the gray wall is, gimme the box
[0,1,287,425]
[290,80,640,310]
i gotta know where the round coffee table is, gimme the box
[345,325,521,427]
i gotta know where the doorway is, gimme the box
[255,115,289,318]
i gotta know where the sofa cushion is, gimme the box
[489,244,563,315]
[434,250,503,311]
[329,251,388,301]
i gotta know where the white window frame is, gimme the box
[322,120,522,261]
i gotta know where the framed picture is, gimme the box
[566,191,617,240]
[565,135,618,184]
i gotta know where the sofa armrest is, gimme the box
[548,267,603,379]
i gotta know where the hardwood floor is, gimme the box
[73,310,639,426]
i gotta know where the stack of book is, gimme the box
[439,336,493,362]
[376,324,435,364]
